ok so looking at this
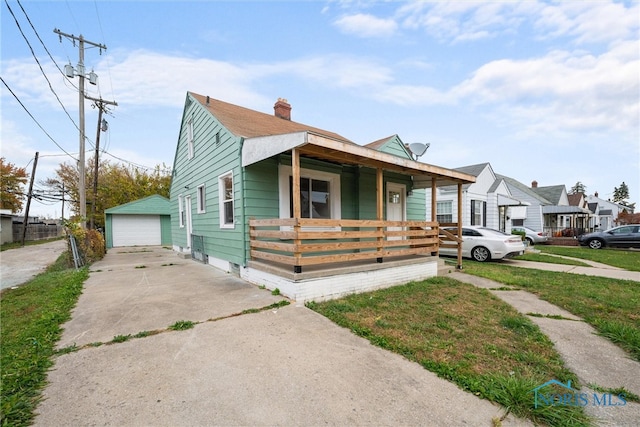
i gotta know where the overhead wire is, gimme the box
[1,77,77,161]
[4,0,83,139]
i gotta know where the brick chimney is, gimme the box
[274,98,291,120]
[532,180,538,188]
[595,191,598,198]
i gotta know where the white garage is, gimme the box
[111,214,161,247]
[105,195,171,249]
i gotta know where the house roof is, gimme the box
[567,193,585,207]
[365,136,395,150]
[190,92,353,144]
[497,174,552,205]
[105,195,170,215]
[454,163,490,177]
[532,185,565,205]
[191,93,475,188]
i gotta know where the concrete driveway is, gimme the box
[0,239,67,290]
[34,246,528,426]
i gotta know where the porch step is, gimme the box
[176,251,190,259]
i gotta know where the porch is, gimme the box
[239,132,474,301]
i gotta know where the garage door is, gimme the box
[112,215,161,247]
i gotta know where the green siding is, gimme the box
[160,215,171,246]
[105,214,113,248]
[169,93,245,266]
[375,136,413,160]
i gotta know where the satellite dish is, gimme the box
[409,143,430,160]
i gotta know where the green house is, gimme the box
[105,195,171,248]
[169,93,474,301]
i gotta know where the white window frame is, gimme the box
[187,117,194,160]
[278,165,341,230]
[197,184,206,214]
[218,171,234,228]
[436,200,453,223]
[178,194,185,227]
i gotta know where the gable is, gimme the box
[105,195,170,215]
[365,135,413,160]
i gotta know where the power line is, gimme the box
[1,77,77,161]
[15,0,78,91]
[4,0,81,135]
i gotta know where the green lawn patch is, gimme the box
[308,278,589,426]
[540,246,640,271]
[0,236,65,252]
[463,262,640,361]
[0,256,88,427]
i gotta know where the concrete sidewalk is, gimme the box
[501,258,640,282]
[35,246,529,426]
[450,271,640,426]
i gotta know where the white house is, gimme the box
[425,163,528,232]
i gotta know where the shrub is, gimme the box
[64,219,106,265]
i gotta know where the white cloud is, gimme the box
[333,13,398,38]
[451,40,640,136]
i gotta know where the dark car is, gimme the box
[578,224,640,249]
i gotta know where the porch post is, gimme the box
[457,182,463,269]
[431,176,437,222]
[432,176,437,256]
[292,148,302,273]
[376,167,383,263]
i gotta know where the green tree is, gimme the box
[569,181,586,195]
[0,157,28,212]
[613,182,635,210]
[43,158,171,228]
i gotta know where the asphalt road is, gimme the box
[0,239,68,290]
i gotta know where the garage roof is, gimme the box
[105,195,170,215]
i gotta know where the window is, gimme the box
[197,184,206,213]
[436,201,453,223]
[288,177,331,219]
[278,165,341,221]
[471,200,486,226]
[187,117,194,159]
[218,172,234,228]
[178,195,185,227]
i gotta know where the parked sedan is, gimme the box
[511,226,549,245]
[440,226,526,262]
[577,224,640,249]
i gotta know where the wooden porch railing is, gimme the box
[249,218,440,273]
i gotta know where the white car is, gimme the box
[440,226,526,262]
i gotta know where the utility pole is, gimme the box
[54,28,106,228]
[86,96,117,229]
[21,152,39,246]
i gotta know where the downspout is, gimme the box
[239,137,247,267]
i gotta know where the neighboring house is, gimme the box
[425,163,529,232]
[585,192,632,231]
[530,181,591,236]
[104,195,171,248]
[496,175,549,232]
[0,210,13,245]
[169,93,475,301]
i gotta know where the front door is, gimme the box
[185,195,193,250]
[386,183,406,241]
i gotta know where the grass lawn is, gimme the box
[537,246,640,271]
[462,262,640,362]
[0,253,88,427]
[308,278,590,426]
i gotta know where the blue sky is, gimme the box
[2,0,638,218]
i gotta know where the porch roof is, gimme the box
[497,194,530,207]
[242,131,475,188]
[542,205,591,214]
